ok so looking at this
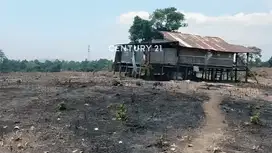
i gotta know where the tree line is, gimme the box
[248,57,272,67]
[241,47,272,68]
[0,50,113,72]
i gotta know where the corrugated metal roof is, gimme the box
[160,31,256,53]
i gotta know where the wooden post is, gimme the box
[125,64,128,76]
[204,69,207,80]
[176,65,179,80]
[113,63,116,75]
[206,69,208,80]
[222,69,225,81]
[211,68,214,81]
[231,70,233,81]
[119,64,122,78]
[161,65,164,80]
[219,69,223,81]
[217,69,219,81]
[245,53,249,83]
[210,69,212,80]
[176,45,180,80]
[147,51,151,80]
[185,67,188,80]
[235,69,238,82]
[210,69,212,81]
[227,70,229,81]
[207,69,210,80]
[202,69,204,79]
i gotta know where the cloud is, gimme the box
[117,10,272,60]
[183,11,272,26]
[117,11,150,25]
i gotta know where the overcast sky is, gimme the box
[1,0,272,61]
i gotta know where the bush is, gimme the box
[112,79,122,86]
[250,112,261,125]
[58,102,67,111]
[116,104,127,121]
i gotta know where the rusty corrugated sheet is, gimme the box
[161,31,255,53]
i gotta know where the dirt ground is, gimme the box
[0,68,272,153]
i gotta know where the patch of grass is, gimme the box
[58,102,67,111]
[248,104,261,125]
[250,111,261,125]
[141,64,153,79]
[154,134,170,150]
[112,79,122,86]
[16,79,22,84]
[116,104,127,121]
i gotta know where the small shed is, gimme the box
[113,31,257,82]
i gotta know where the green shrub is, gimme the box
[116,104,127,121]
[250,112,261,125]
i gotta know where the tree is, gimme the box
[247,46,262,67]
[20,60,28,70]
[50,61,62,72]
[129,16,154,43]
[129,7,187,43]
[0,58,10,72]
[150,7,187,31]
[0,49,6,63]
[268,56,272,67]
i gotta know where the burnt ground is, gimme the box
[0,71,272,153]
[221,98,272,153]
[0,72,206,153]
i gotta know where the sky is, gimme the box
[1,0,272,61]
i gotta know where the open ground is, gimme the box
[0,68,272,153]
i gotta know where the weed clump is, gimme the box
[155,135,170,149]
[16,79,22,84]
[58,102,67,111]
[250,112,261,125]
[249,104,261,125]
[153,82,163,87]
[112,79,122,86]
[116,104,127,121]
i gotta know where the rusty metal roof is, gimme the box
[160,31,255,53]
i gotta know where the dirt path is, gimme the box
[183,93,227,153]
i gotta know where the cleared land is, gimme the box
[0,69,272,153]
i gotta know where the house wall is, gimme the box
[118,45,235,67]
[178,48,234,67]
[120,51,132,63]
[149,48,177,65]
[179,48,233,58]
[120,51,144,64]
[114,51,122,63]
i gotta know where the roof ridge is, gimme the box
[161,31,254,53]
[161,31,222,39]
